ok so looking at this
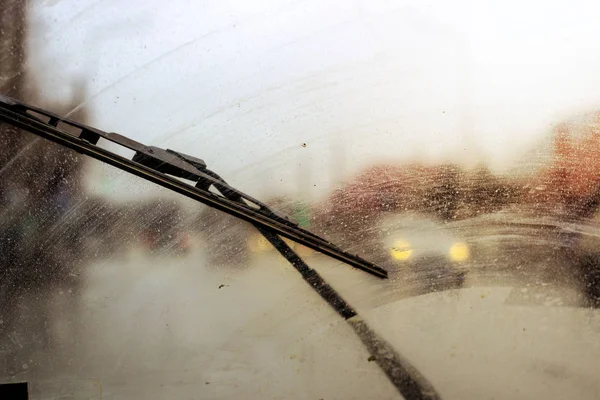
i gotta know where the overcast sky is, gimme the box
[27,0,600,200]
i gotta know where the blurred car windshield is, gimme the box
[2,1,600,399]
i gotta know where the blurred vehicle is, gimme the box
[378,213,468,284]
[311,163,520,250]
[341,212,468,291]
[445,208,600,306]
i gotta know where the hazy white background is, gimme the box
[26,0,600,200]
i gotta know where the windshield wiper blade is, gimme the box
[0,94,387,279]
[0,94,447,399]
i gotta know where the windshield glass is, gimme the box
[2,1,600,399]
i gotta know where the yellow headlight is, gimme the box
[248,234,271,253]
[390,240,412,261]
[449,242,469,262]
[248,235,298,253]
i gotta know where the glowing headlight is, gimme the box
[248,234,271,253]
[390,240,412,261]
[449,242,469,262]
[248,235,299,253]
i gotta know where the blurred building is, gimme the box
[525,114,600,219]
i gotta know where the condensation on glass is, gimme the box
[2,0,600,399]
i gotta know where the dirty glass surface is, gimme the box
[2,0,600,399]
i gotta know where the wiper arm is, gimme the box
[0,94,386,279]
[0,94,445,399]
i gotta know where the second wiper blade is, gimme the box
[0,94,388,279]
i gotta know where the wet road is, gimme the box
[2,235,600,399]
